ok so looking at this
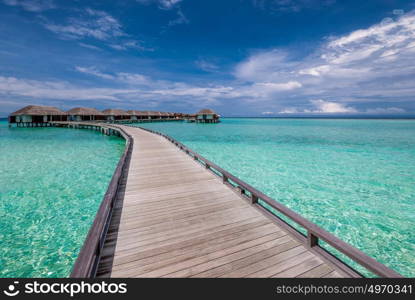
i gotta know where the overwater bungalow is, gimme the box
[174,112,185,119]
[8,105,67,127]
[185,114,197,122]
[127,110,148,120]
[142,111,160,120]
[102,109,130,122]
[67,107,105,122]
[196,109,220,123]
[160,112,170,119]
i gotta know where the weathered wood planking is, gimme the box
[97,125,348,278]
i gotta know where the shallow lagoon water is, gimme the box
[137,118,415,277]
[0,121,124,277]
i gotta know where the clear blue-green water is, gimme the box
[136,118,415,277]
[0,120,125,277]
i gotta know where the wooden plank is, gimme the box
[113,230,283,275]
[112,230,286,277]
[271,257,324,277]
[219,246,308,278]
[245,250,315,278]
[112,218,270,266]
[191,239,301,278]
[142,235,293,278]
[296,264,333,278]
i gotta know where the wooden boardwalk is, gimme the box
[96,125,348,278]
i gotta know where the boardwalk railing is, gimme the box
[65,124,134,278]
[137,126,403,278]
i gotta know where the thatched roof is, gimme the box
[102,109,130,116]
[127,110,147,116]
[197,108,216,115]
[10,105,66,116]
[67,107,104,115]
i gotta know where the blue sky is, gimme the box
[1,0,415,116]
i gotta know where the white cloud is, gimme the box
[298,65,330,76]
[195,59,219,72]
[0,76,130,101]
[136,0,183,10]
[75,66,150,85]
[43,8,152,52]
[252,0,335,13]
[159,0,182,9]
[78,43,101,51]
[109,40,153,51]
[309,99,357,113]
[278,100,406,114]
[75,66,115,80]
[44,8,125,41]
[3,0,55,12]
[261,111,274,115]
[168,9,189,26]
[279,107,300,114]
[254,81,302,91]
[365,107,405,114]
[279,99,357,114]
[234,50,293,82]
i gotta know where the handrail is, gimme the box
[137,126,403,278]
[69,124,133,278]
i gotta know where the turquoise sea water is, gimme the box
[0,121,125,277]
[136,118,415,277]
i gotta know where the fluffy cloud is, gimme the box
[168,9,189,26]
[2,0,55,12]
[309,99,357,113]
[136,0,183,10]
[109,40,153,51]
[0,73,234,106]
[43,8,151,51]
[75,66,150,85]
[254,81,302,91]
[279,99,356,114]
[195,59,219,72]
[0,76,130,101]
[365,107,405,114]
[279,100,405,114]
[252,0,335,13]
[44,8,124,41]
[234,11,415,113]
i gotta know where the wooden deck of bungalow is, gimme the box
[49,122,402,278]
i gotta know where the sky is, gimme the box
[0,0,415,117]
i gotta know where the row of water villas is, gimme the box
[8,105,220,127]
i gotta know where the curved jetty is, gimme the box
[50,122,402,278]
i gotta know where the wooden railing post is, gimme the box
[307,231,318,248]
[251,194,258,204]
[237,186,246,195]
[222,175,228,183]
